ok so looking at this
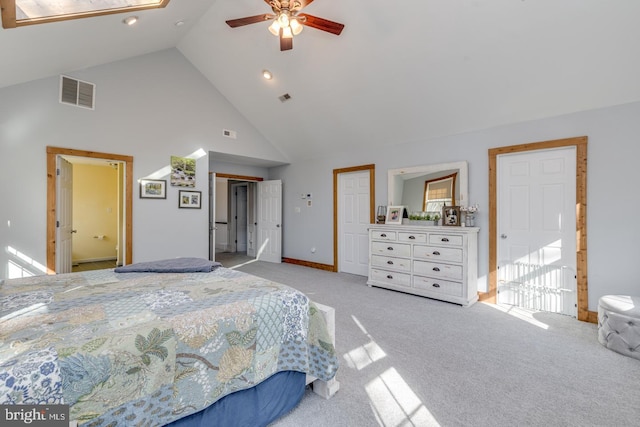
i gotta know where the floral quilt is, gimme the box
[0,267,338,425]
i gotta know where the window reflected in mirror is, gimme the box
[423,172,457,213]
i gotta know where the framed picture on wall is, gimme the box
[442,205,461,226]
[385,206,405,225]
[171,155,196,187]
[139,179,166,199]
[179,190,202,209]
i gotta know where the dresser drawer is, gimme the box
[413,275,463,297]
[370,268,411,287]
[371,241,411,258]
[371,230,397,241]
[429,234,463,246]
[398,232,427,243]
[371,255,411,272]
[413,245,463,263]
[413,260,463,281]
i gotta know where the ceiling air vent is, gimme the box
[60,75,95,110]
[278,93,292,103]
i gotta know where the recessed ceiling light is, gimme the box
[262,70,273,80]
[123,16,138,26]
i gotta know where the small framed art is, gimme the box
[442,206,461,226]
[385,206,405,225]
[140,179,166,199]
[179,190,202,209]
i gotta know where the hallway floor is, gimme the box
[72,259,118,273]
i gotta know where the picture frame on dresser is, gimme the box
[385,206,405,224]
[442,206,461,226]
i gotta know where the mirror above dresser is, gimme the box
[387,161,468,214]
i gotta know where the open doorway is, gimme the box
[210,173,262,267]
[68,158,123,272]
[46,146,133,274]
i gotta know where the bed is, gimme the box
[0,258,339,426]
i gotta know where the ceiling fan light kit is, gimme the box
[226,0,344,51]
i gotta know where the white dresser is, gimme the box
[367,224,479,306]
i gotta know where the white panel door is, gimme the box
[235,184,248,252]
[247,182,257,258]
[257,180,282,263]
[497,147,577,316]
[339,171,370,276]
[56,156,73,274]
[208,173,216,262]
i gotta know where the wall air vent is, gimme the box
[278,93,292,102]
[60,75,95,110]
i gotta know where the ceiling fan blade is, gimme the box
[226,14,272,28]
[280,31,293,51]
[295,0,315,9]
[299,14,344,35]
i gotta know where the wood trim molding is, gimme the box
[485,136,590,322]
[46,146,133,273]
[332,164,376,273]
[3,0,169,28]
[282,257,335,272]
[0,0,17,29]
[211,172,264,182]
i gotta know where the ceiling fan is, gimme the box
[226,0,344,51]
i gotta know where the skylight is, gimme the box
[0,0,169,28]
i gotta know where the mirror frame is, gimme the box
[387,161,469,209]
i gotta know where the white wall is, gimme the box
[2,46,638,312]
[0,48,286,278]
[270,101,640,311]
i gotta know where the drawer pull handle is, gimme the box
[433,251,441,255]
[387,260,394,265]
[387,247,394,251]
[441,238,449,242]
[433,267,440,272]
[381,233,387,237]
[387,275,393,279]
[409,235,416,240]
[433,283,441,288]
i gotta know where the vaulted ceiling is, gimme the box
[2,0,640,161]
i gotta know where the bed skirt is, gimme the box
[166,370,306,427]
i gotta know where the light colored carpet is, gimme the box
[228,259,640,427]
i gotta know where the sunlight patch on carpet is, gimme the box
[483,301,550,329]
[366,367,439,426]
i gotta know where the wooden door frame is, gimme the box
[46,146,133,273]
[332,164,375,272]
[485,136,591,322]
